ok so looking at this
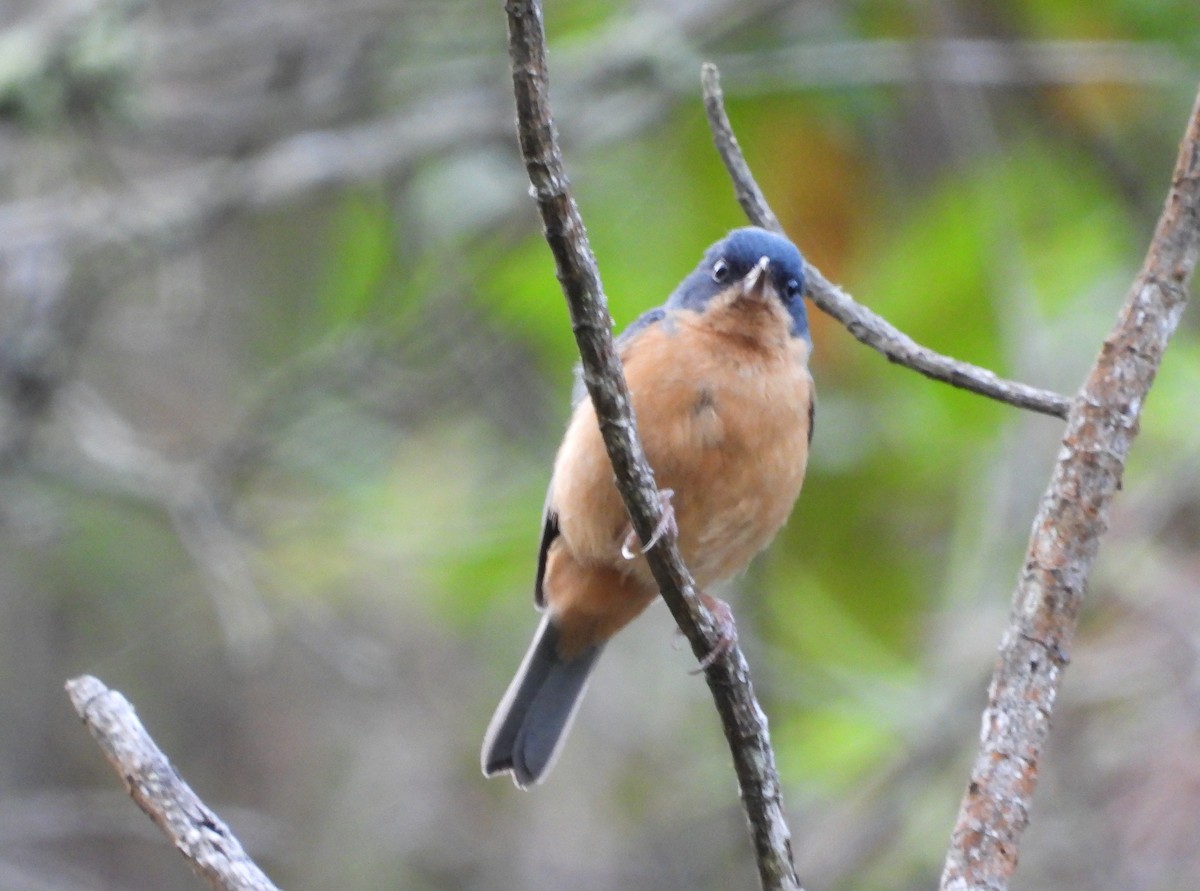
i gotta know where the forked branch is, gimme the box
[939,84,1200,891]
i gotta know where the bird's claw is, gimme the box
[620,489,677,559]
[689,594,738,674]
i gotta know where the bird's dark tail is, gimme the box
[481,616,602,788]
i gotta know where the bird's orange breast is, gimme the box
[547,291,812,618]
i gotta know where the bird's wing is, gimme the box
[616,306,668,351]
[538,305,671,606]
[534,494,558,608]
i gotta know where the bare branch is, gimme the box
[503,3,801,889]
[939,85,1200,891]
[65,676,282,891]
[700,62,1072,420]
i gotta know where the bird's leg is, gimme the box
[690,593,738,673]
[620,488,676,559]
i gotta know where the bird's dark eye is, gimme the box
[711,259,731,284]
[785,278,802,299]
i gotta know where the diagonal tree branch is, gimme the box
[702,56,1200,890]
[503,3,802,890]
[700,63,1072,420]
[66,676,282,891]
[938,84,1200,891]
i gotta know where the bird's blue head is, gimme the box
[667,227,810,345]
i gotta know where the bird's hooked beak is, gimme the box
[740,256,773,301]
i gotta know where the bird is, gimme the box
[481,226,814,788]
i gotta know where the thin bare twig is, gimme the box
[939,85,1200,891]
[700,62,1072,420]
[66,676,282,891]
[503,3,801,890]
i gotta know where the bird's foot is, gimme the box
[620,488,676,560]
[690,593,738,674]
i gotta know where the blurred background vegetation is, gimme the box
[0,0,1198,888]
